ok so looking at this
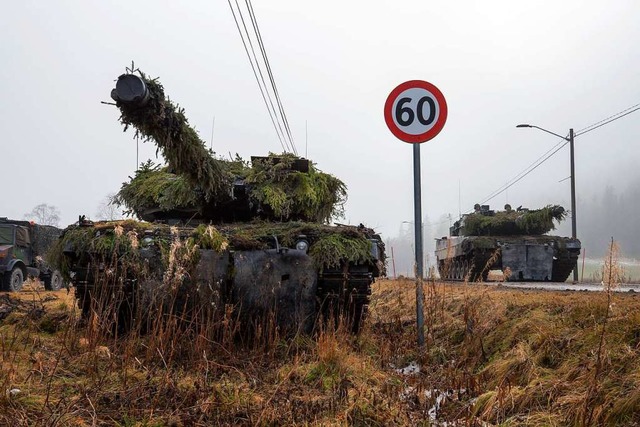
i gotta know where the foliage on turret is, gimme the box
[245,153,346,223]
[112,161,200,216]
[110,70,346,224]
[456,205,567,236]
[114,71,230,200]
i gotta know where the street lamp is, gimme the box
[516,124,578,282]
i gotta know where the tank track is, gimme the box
[438,250,493,282]
[317,265,373,332]
[551,251,580,282]
[439,250,580,283]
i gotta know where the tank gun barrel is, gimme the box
[111,73,229,200]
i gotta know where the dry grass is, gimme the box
[2,258,640,425]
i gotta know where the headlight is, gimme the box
[141,236,154,247]
[295,239,309,253]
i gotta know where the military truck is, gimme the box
[0,218,63,291]
[53,70,385,334]
[435,204,581,282]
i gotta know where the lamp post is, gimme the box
[516,124,578,282]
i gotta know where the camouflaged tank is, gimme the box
[435,204,580,282]
[54,70,384,333]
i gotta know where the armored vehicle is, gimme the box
[0,218,63,291]
[435,204,580,282]
[54,70,384,333]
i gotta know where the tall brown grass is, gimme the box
[2,240,640,425]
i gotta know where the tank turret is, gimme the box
[436,204,580,282]
[109,73,346,224]
[55,69,384,334]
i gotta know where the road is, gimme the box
[447,280,640,293]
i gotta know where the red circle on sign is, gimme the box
[384,80,448,143]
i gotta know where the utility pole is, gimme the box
[518,103,640,282]
[517,124,579,282]
[569,128,578,282]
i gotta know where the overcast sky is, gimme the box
[2,1,639,244]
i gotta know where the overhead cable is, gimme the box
[246,0,297,155]
[227,0,290,152]
[234,0,291,152]
[468,101,640,215]
[576,104,640,137]
[473,137,569,212]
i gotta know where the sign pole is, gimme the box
[384,79,447,349]
[413,143,425,347]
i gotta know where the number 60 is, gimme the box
[395,96,436,127]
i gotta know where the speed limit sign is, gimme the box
[384,80,448,143]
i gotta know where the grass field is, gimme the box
[1,275,640,426]
[580,258,640,283]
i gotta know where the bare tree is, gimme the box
[96,193,123,221]
[24,203,61,227]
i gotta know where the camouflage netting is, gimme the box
[113,71,346,224]
[461,205,567,236]
[244,154,346,223]
[112,161,200,214]
[50,220,380,279]
[115,72,229,199]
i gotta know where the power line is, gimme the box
[475,136,568,210]
[227,0,289,153]
[227,0,298,155]
[232,0,291,153]
[246,0,297,155]
[576,102,640,135]
[468,101,640,215]
[234,0,291,152]
[576,105,640,137]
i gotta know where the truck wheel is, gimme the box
[44,270,63,291]
[3,267,24,292]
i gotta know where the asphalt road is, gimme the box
[461,281,640,293]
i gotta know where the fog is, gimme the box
[1,1,638,261]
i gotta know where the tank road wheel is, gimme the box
[469,266,483,283]
[438,260,448,280]
[439,261,446,280]
[3,267,24,292]
[462,260,469,281]
[44,270,63,291]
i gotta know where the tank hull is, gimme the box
[435,235,581,282]
[59,220,384,333]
